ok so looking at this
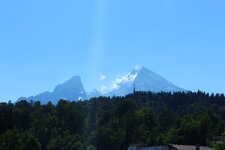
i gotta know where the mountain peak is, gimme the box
[17,75,87,104]
[65,75,81,83]
[133,65,144,71]
[131,66,152,74]
[107,66,185,96]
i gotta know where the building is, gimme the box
[128,145,213,150]
[168,144,213,150]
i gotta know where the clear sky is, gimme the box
[0,0,225,102]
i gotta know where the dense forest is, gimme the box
[0,91,225,150]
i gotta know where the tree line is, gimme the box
[0,91,225,150]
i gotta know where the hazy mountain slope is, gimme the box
[87,89,102,99]
[17,75,87,104]
[106,67,185,96]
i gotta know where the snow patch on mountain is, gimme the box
[106,66,185,96]
[100,71,138,93]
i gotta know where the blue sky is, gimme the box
[0,0,225,102]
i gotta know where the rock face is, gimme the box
[107,67,185,96]
[17,75,87,104]
[50,76,87,103]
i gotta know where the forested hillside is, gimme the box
[0,91,225,150]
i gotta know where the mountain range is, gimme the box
[18,66,185,104]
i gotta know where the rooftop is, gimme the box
[169,144,213,150]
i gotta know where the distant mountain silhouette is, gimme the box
[18,66,185,104]
[87,88,102,99]
[17,75,87,104]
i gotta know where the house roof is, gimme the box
[169,144,213,150]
